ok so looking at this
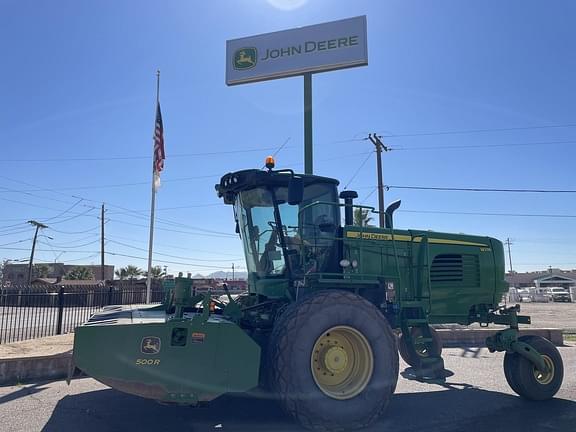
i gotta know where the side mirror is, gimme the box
[288,176,304,205]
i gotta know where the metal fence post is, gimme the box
[108,285,113,305]
[56,286,64,335]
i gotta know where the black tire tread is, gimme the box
[504,335,564,400]
[268,290,398,431]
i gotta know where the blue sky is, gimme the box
[1,0,575,276]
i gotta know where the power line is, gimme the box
[38,239,101,249]
[0,146,295,163]
[359,187,378,205]
[343,151,373,190]
[54,253,101,263]
[397,209,576,219]
[0,239,31,247]
[0,246,101,253]
[1,173,235,239]
[104,251,246,270]
[0,228,34,237]
[106,239,241,262]
[391,139,576,151]
[386,185,576,193]
[108,233,240,256]
[0,223,27,234]
[378,122,576,139]
[106,203,220,215]
[0,185,79,206]
[107,218,237,238]
[100,201,235,237]
[39,232,100,245]
[49,225,101,235]
[44,207,98,225]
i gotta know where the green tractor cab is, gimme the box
[71,164,564,430]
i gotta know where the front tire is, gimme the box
[268,290,398,431]
[398,326,442,368]
[503,335,564,400]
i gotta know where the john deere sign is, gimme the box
[226,16,367,85]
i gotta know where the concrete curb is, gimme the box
[0,328,567,386]
[436,328,564,348]
[0,351,71,386]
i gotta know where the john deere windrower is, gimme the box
[71,159,564,431]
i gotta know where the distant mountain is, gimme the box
[206,270,248,280]
[189,271,247,280]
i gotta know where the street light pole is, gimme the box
[27,220,48,284]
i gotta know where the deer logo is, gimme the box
[141,336,161,354]
[233,47,257,70]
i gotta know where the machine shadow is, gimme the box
[42,382,576,432]
[0,382,51,405]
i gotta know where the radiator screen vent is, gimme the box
[430,254,480,288]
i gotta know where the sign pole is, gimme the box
[304,73,313,174]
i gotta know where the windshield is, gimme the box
[235,182,339,279]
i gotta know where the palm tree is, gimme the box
[115,268,127,280]
[124,265,143,280]
[353,208,374,227]
[144,265,166,280]
[65,266,94,280]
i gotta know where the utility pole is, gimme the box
[232,263,235,281]
[27,220,48,284]
[368,133,390,228]
[100,204,105,281]
[505,238,513,273]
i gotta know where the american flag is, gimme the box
[153,102,165,173]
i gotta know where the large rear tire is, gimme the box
[398,326,442,368]
[503,335,564,400]
[268,290,398,431]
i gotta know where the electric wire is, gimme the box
[104,251,246,270]
[378,122,576,139]
[397,209,576,219]
[391,139,576,151]
[385,185,576,193]
[342,151,373,190]
[108,233,240,256]
[0,146,296,163]
[106,239,241,262]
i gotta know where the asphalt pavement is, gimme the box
[0,347,574,432]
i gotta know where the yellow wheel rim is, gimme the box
[533,354,555,385]
[311,326,374,400]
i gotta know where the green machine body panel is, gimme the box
[341,225,506,326]
[73,303,260,404]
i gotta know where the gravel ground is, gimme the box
[435,301,576,332]
[513,302,576,331]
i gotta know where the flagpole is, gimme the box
[146,70,160,304]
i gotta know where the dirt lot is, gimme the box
[514,301,576,331]
[437,301,576,332]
